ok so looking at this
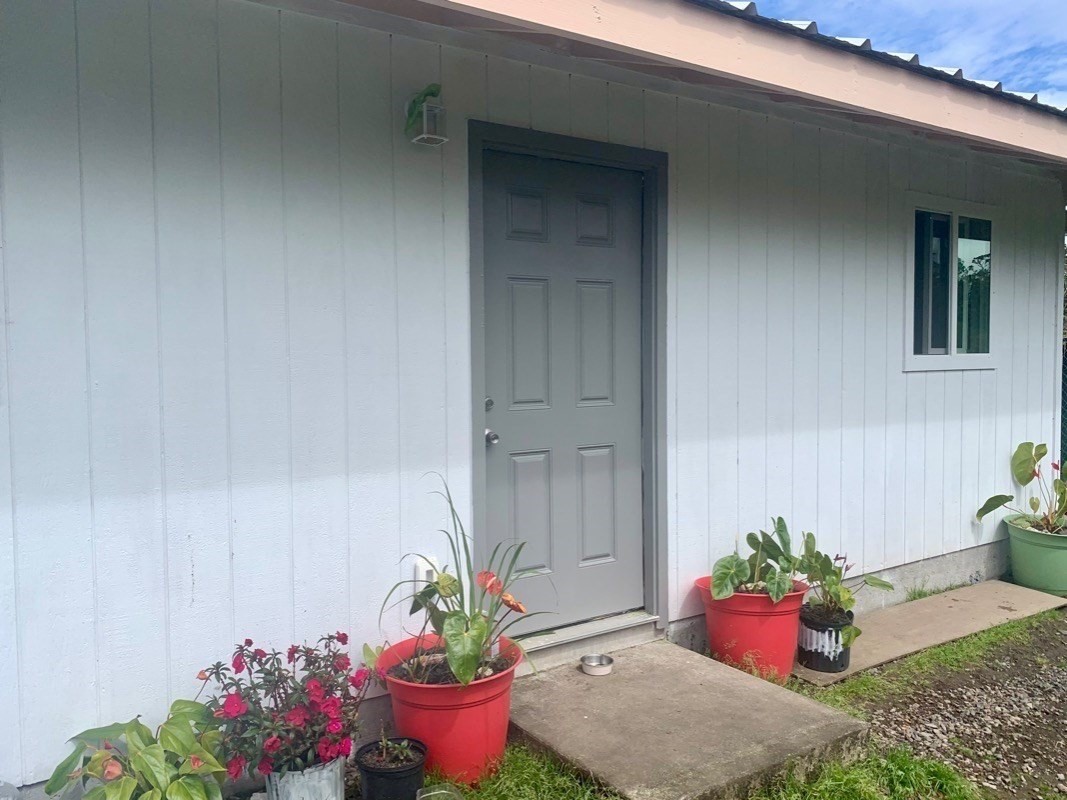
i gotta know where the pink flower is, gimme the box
[226,755,247,781]
[263,735,282,754]
[287,645,299,664]
[333,654,351,672]
[335,631,348,645]
[244,638,254,647]
[316,737,339,763]
[306,678,325,703]
[326,720,343,735]
[320,696,342,719]
[285,705,310,727]
[338,738,352,757]
[349,667,371,689]
[254,648,267,659]
[232,653,246,674]
[220,692,248,719]
[256,757,273,776]
[476,570,503,596]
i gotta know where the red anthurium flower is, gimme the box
[1053,461,1061,471]
[501,593,527,614]
[335,631,348,645]
[189,755,204,770]
[349,667,371,689]
[263,735,283,754]
[285,704,310,727]
[220,692,248,719]
[256,757,273,776]
[232,653,246,674]
[197,670,209,681]
[476,570,504,596]
[226,755,247,781]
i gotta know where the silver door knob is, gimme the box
[485,428,500,446]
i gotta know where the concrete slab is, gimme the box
[794,580,1067,687]
[509,640,867,800]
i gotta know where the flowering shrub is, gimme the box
[46,703,225,800]
[375,481,542,685]
[200,633,372,778]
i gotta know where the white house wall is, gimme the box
[0,0,1063,785]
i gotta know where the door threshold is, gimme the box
[516,610,662,675]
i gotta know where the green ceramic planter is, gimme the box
[1005,515,1067,596]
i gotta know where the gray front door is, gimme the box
[482,151,644,631]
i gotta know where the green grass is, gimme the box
[786,610,1059,717]
[904,581,968,602]
[455,746,618,799]
[746,747,981,800]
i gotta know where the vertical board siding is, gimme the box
[0,1,1062,783]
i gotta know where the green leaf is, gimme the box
[863,574,894,592]
[71,722,132,746]
[711,553,750,600]
[143,790,162,800]
[197,729,221,757]
[1029,496,1041,512]
[166,777,208,800]
[158,720,197,757]
[362,642,379,669]
[103,777,138,800]
[764,569,794,603]
[976,494,1013,520]
[83,788,106,800]
[774,517,792,560]
[1034,443,1048,464]
[442,611,489,685]
[409,583,439,616]
[169,701,212,726]
[45,745,87,795]
[203,779,223,800]
[1011,442,1037,485]
[125,719,156,757]
[841,624,862,649]
[745,532,761,553]
[131,745,171,792]
[759,532,785,566]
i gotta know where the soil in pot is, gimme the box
[355,738,427,800]
[797,604,853,673]
[386,645,515,685]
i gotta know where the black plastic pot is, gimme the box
[797,605,853,673]
[355,738,427,800]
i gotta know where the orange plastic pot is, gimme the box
[378,635,521,784]
[694,577,808,682]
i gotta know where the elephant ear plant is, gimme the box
[46,702,225,800]
[976,441,1067,534]
[711,517,801,602]
[376,480,546,685]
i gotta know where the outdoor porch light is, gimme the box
[406,84,448,147]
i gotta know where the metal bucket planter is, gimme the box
[1006,514,1067,596]
[265,757,344,800]
[797,606,853,673]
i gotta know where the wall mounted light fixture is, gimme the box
[406,84,448,147]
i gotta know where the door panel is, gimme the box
[483,151,644,631]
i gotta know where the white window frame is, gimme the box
[903,191,1002,372]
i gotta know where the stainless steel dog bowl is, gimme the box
[580,653,614,676]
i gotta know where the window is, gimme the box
[906,194,997,371]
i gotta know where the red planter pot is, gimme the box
[694,577,808,682]
[377,635,521,784]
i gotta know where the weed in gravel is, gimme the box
[905,582,967,602]
[748,747,982,800]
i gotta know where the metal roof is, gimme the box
[688,0,1067,119]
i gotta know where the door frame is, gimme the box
[468,120,669,628]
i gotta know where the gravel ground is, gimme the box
[866,615,1067,799]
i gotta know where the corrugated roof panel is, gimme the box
[685,0,1067,115]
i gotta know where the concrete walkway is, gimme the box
[509,640,867,800]
[794,580,1067,687]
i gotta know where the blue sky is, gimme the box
[752,0,1067,110]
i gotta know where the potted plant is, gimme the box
[370,482,542,783]
[977,441,1067,596]
[797,542,893,673]
[46,702,225,800]
[354,728,427,800]
[694,518,807,682]
[198,633,372,800]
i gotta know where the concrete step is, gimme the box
[510,639,867,800]
[517,610,663,676]
[794,579,1067,686]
